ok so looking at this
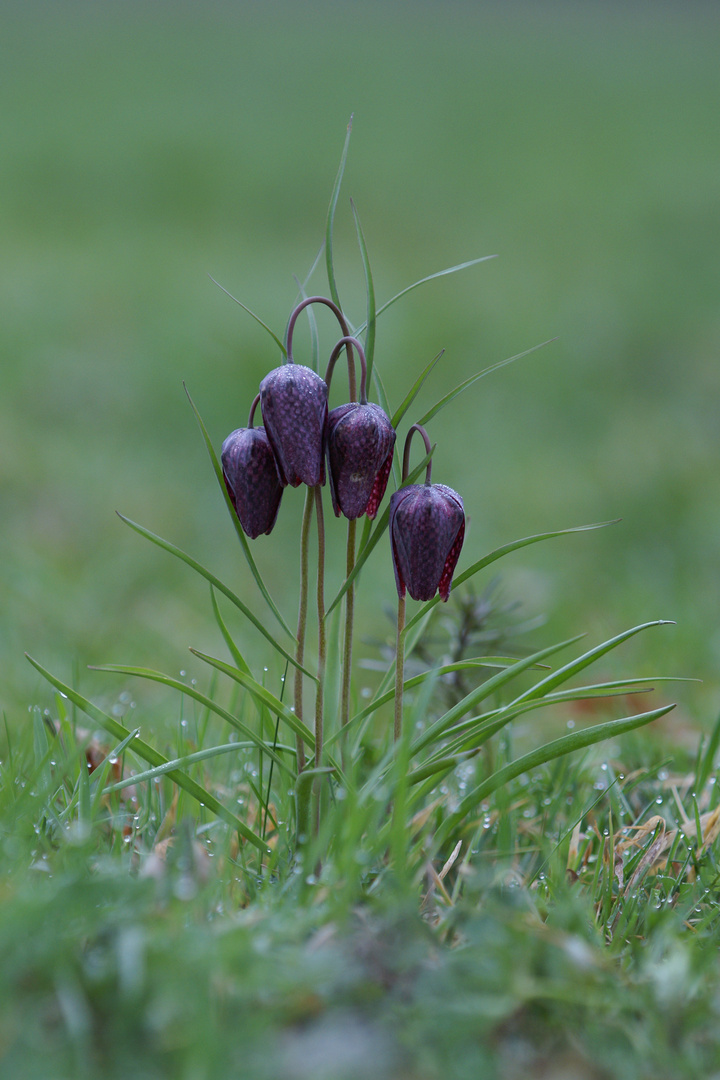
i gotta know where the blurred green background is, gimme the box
[2,1,718,726]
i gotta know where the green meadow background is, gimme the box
[2,1,719,730]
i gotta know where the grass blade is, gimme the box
[435,702,676,846]
[417,340,555,427]
[102,741,295,796]
[89,664,292,775]
[355,255,497,334]
[116,513,312,678]
[508,620,676,707]
[183,384,294,639]
[187,649,316,754]
[207,275,286,356]
[350,198,376,389]
[390,350,445,430]
[25,655,269,852]
[210,587,252,675]
[326,115,353,310]
[411,636,584,756]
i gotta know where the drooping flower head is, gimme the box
[324,335,396,520]
[221,394,283,539]
[389,424,464,602]
[258,296,353,489]
[260,363,328,488]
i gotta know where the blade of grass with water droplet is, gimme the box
[25,654,269,851]
[435,703,676,847]
[89,663,292,775]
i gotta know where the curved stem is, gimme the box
[325,335,368,404]
[402,424,433,485]
[394,595,406,742]
[247,393,261,429]
[294,489,314,774]
[286,295,351,368]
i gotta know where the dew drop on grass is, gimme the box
[656,797,663,805]
[567,719,575,729]
[180,670,186,678]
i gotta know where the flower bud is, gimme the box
[326,402,396,519]
[389,483,465,602]
[259,364,328,487]
[221,427,283,539]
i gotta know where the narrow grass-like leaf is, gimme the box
[187,649,315,754]
[326,115,353,310]
[207,275,286,356]
[417,340,555,427]
[327,447,435,616]
[210,587,251,675]
[508,621,675,707]
[411,636,584,756]
[184,384,293,639]
[390,350,445,430]
[102,741,294,796]
[350,198,376,388]
[696,711,720,793]
[116,513,312,678]
[25,655,269,851]
[355,255,498,334]
[436,703,676,846]
[324,656,538,750]
[403,521,620,637]
[90,664,291,775]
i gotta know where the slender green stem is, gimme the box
[314,485,326,769]
[341,519,357,732]
[394,595,406,741]
[294,489,314,773]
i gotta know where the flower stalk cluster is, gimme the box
[221,296,466,828]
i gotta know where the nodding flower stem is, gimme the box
[402,423,433,486]
[394,424,433,741]
[247,393,261,429]
[324,335,369,736]
[286,297,356,399]
[325,335,367,404]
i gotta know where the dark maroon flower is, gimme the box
[326,402,396,520]
[259,363,328,488]
[221,426,283,539]
[389,482,465,602]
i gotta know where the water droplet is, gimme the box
[566,719,575,729]
[601,763,608,771]
[263,667,268,673]
[180,670,186,677]
[656,797,663,805]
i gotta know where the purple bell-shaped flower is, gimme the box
[389,425,465,602]
[221,395,283,539]
[324,335,396,520]
[259,363,328,488]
